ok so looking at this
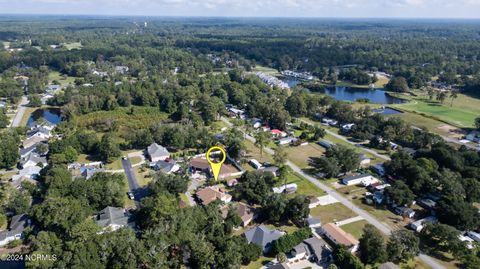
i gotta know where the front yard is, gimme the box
[310,203,357,224]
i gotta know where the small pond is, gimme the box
[323,86,405,104]
[27,108,62,127]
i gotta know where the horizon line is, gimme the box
[0,13,480,20]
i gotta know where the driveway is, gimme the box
[336,216,364,226]
[10,96,29,127]
[121,158,145,208]
[185,178,203,206]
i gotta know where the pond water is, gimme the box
[283,78,301,88]
[27,108,62,127]
[323,86,405,104]
[280,77,406,104]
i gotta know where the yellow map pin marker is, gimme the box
[206,146,226,181]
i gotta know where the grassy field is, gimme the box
[374,76,390,88]
[280,172,326,197]
[63,42,82,50]
[285,143,325,169]
[300,118,383,162]
[0,171,17,181]
[265,223,299,234]
[134,166,153,186]
[310,203,357,224]
[241,256,273,269]
[399,258,434,269]
[73,106,170,130]
[242,140,274,170]
[340,220,369,239]
[392,92,480,128]
[105,159,123,170]
[252,65,280,75]
[48,71,78,86]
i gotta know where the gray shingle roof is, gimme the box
[147,143,169,160]
[343,173,371,182]
[0,214,29,242]
[307,217,321,226]
[303,237,328,260]
[244,225,283,251]
[152,160,176,173]
[96,207,129,228]
[21,153,47,167]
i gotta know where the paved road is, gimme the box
[222,117,445,269]
[121,158,142,208]
[10,96,29,127]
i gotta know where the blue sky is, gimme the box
[0,0,479,18]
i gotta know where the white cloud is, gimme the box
[0,0,479,18]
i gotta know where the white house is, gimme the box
[0,214,30,247]
[147,143,170,162]
[249,159,263,170]
[21,153,47,169]
[342,173,379,186]
[151,160,180,174]
[409,216,438,232]
[273,183,298,194]
[467,231,480,242]
[341,123,355,131]
[278,137,297,145]
[359,154,371,166]
[458,234,475,249]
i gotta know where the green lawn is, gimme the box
[134,166,154,187]
[252,65,280,75]
[310,203,357,224]
[285,143,325,169]
[279,172,326,197]
[48,71,78,86]
[179,193,190,207]
[340,220,369,239]
[392,92,480,128]
[265,224,299,234]
[241,256,273,269]
[105,158,123,170]
[399,258,436,269]
[63,42,82,50]
[242,140,274,171]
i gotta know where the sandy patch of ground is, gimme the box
[436,124,466,139]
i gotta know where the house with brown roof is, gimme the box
[236,202,255,227]
[196,186,232,205]
[23,136,47,149]
[221,202,256,227]
[318,223,359,252]
[190,157,239,179]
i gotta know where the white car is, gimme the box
[127,192,135,200]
